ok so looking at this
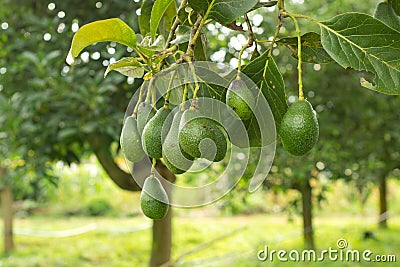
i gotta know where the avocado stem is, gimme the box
[181,83,188,111]
[187,61,200,99]
[132,82,146,117]
[285,12,304,101]
[144,78,155,105]
[151,82,157,107]
[150,158,157,175]
[164,70,177,109]
[189,97,199,111]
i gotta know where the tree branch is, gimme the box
[89,136,141,191]
[88,136,176,192]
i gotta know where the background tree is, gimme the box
[0,1,175,264]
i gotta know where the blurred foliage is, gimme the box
[0,0,142,198]
[83,197,114,216]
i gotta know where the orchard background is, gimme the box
[0,0,399,266]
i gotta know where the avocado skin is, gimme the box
[279,100,319,156]
[137,102,156,136]
[179,113,227,162]
[120,116,145,163]
[140,176,169,220]
[142,107,172,159]
[226,79,254,121]
[162,111,193,174]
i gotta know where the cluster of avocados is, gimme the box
[120,76,319,219]
[120,78,260,174]
[121,101,232,220]
[119,77,259,219]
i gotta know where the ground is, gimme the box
[1,214,398,267]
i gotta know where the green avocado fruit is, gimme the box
[179,110,227,162]
[162,111,193,174]
[226,79,255,121]
[142,107,172,159]
[140,176,169,220]
[279,100,319,156]
[120,116,145,163]
[137,102,156,136]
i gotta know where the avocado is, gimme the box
[140,176,169,220]
[179,110,227,162]
[279,99,319,156]
[120,116,145,163]
[137,102,156,136]
[226,79,255,121]
[162,111,193,174]
[142,107,172,159]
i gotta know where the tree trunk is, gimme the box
[150,208,172,267]
[90,136,176,266]
[1,184,15,253]
[300,179,315,250]
[149,160,175,267]
[378,173,388,228]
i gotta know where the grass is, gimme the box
[0,214,398,267]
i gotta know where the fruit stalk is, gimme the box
[262,4,285,84]
[181,84,188,111]
[164,70,177,109]
[285,12,304,101]
[133,82,146,116]
[151,158,157,175]
[145,78,155,104]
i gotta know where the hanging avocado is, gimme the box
[142,107,172,159]
[120,116,145,163]
[137,102,156,136]
[280,100,319,156]
[140,176,169,220]
[162,111,193,174]
[179,110,227,162]
[226,78,255,121]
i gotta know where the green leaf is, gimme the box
[164,0,177,32]
[374,2,400,31]
[388,0,400,16]
[150,0,174,39]
[67,18,136,65]
[242,50,287,131]
[104,57,145,78]
[250,0,278,11]
[277,32,333,64]
[170,25,191,45]
[137,35,166,57]
[321,12,400,95]
[139,0,154,35]
[188,0,259,25]
[194,33,207,61]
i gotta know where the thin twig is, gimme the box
[165,0,188,49]
[185,0,216,60]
